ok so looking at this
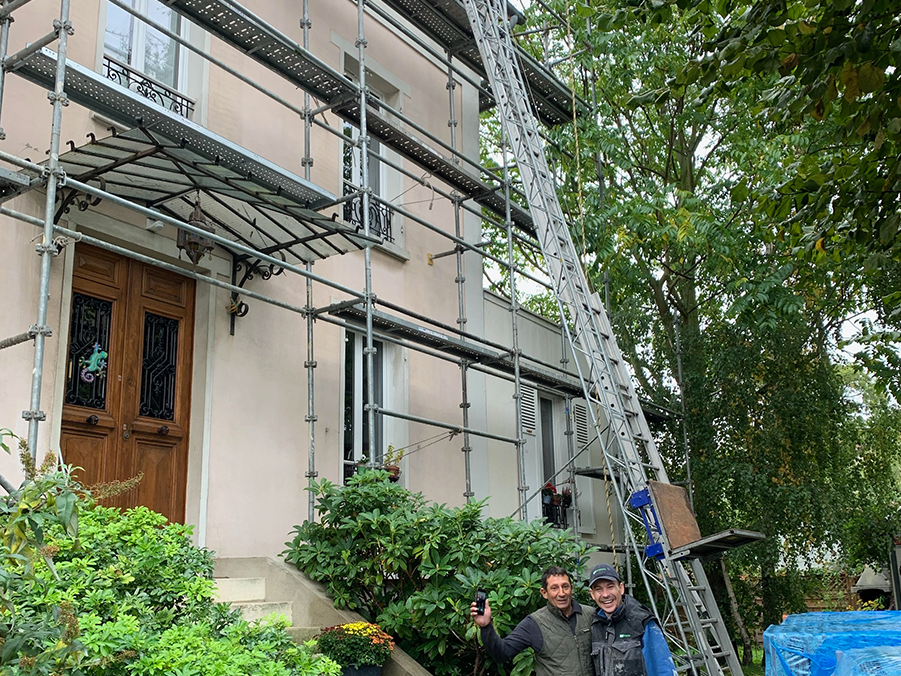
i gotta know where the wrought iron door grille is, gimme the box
[139,312,179,420]
[103,55,195,119]
[65,293,112,410]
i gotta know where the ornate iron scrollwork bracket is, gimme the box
[228,254,286,335]
[54,174,105,224]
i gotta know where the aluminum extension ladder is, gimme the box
[458,0,743,674]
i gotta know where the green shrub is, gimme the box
[284,470,594,676]
[0,431,340,676]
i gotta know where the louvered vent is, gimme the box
[574,401,590,447]
[521,385,537,434]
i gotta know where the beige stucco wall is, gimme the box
[480,290,624,558]
[0,0,490,558]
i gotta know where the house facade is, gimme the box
[0,0,617,562]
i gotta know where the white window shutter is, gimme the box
[572,401,596,534]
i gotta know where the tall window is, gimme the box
[341,74,393,242]
[104,0,183,90]
[342,332,384,483]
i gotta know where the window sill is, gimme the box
[374,239,410,263]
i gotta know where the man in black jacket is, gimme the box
[470,566,592,676]
[588,563,677,676]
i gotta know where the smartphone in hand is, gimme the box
[475,589,487,615]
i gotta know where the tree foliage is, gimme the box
[285,470,593,676]
[497,0,901,650]
[676,0,901,281]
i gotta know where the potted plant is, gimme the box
[560,486,572,508]
[315,621,394,676]
[541,482,556,504]
[382,444,404,482]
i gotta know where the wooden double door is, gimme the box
[60,245,194,522]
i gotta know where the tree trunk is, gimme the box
[720,557,754,665]
[760,563,782,669]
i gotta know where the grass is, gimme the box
[739,646,766,676]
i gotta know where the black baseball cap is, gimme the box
[588,563,622,587]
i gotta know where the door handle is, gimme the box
[122,424,130,440]
[85,415,99,425]
[157,425,170,435]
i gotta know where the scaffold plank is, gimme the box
[162,0,537,235]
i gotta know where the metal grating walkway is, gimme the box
[374,0,581,125]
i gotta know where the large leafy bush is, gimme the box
[284,470,594,676]
[0,431,340,676]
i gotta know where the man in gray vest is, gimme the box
[588,563,677,676]
[470,565,592,676]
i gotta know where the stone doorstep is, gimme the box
[213,576,266,604]
[287,626,320,644]
[232,600,294,624]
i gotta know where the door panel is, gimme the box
[60,431,112,487]
[61,244,194,523]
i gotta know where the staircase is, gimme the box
[214,573,294,625]
[212,557,433,676]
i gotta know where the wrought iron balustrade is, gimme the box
[103,55,195,120]
[342,184,394,243]
[542,502,568,529]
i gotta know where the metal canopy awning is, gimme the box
[9,49,372,263]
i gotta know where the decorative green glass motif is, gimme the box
[79,343,109,383]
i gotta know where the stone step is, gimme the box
[287,626,320,644]
[233,600,293,624]
[214,576,266,604]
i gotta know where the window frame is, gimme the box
[103,0,189,94]
[341,331,387,483]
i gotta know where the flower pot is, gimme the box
[342,666,381,676]
[384,464,400,482]
[551,495,562,506]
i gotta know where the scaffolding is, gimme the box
[0,0,594,516]
[0,0,757,673]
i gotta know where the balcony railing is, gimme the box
[542,502,569,529]
[103,55,196,120]
[343,183,394,243]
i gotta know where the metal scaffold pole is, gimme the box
[501,133,528,520]
[0,0,12,140]
[25,0,72,458]
[357,0,378,468]
[301,0,318,525]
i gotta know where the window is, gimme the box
[342,332,385,483]
[103,0,194,117]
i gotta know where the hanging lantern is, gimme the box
[178,190,215,265]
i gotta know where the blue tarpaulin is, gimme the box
[835,646,901,676]
[764,611,901,676]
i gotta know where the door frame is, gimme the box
[50,211,227,542]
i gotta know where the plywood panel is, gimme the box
[648,480,702,551]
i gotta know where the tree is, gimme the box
[671,0,901,304]
[497,0,901,659]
